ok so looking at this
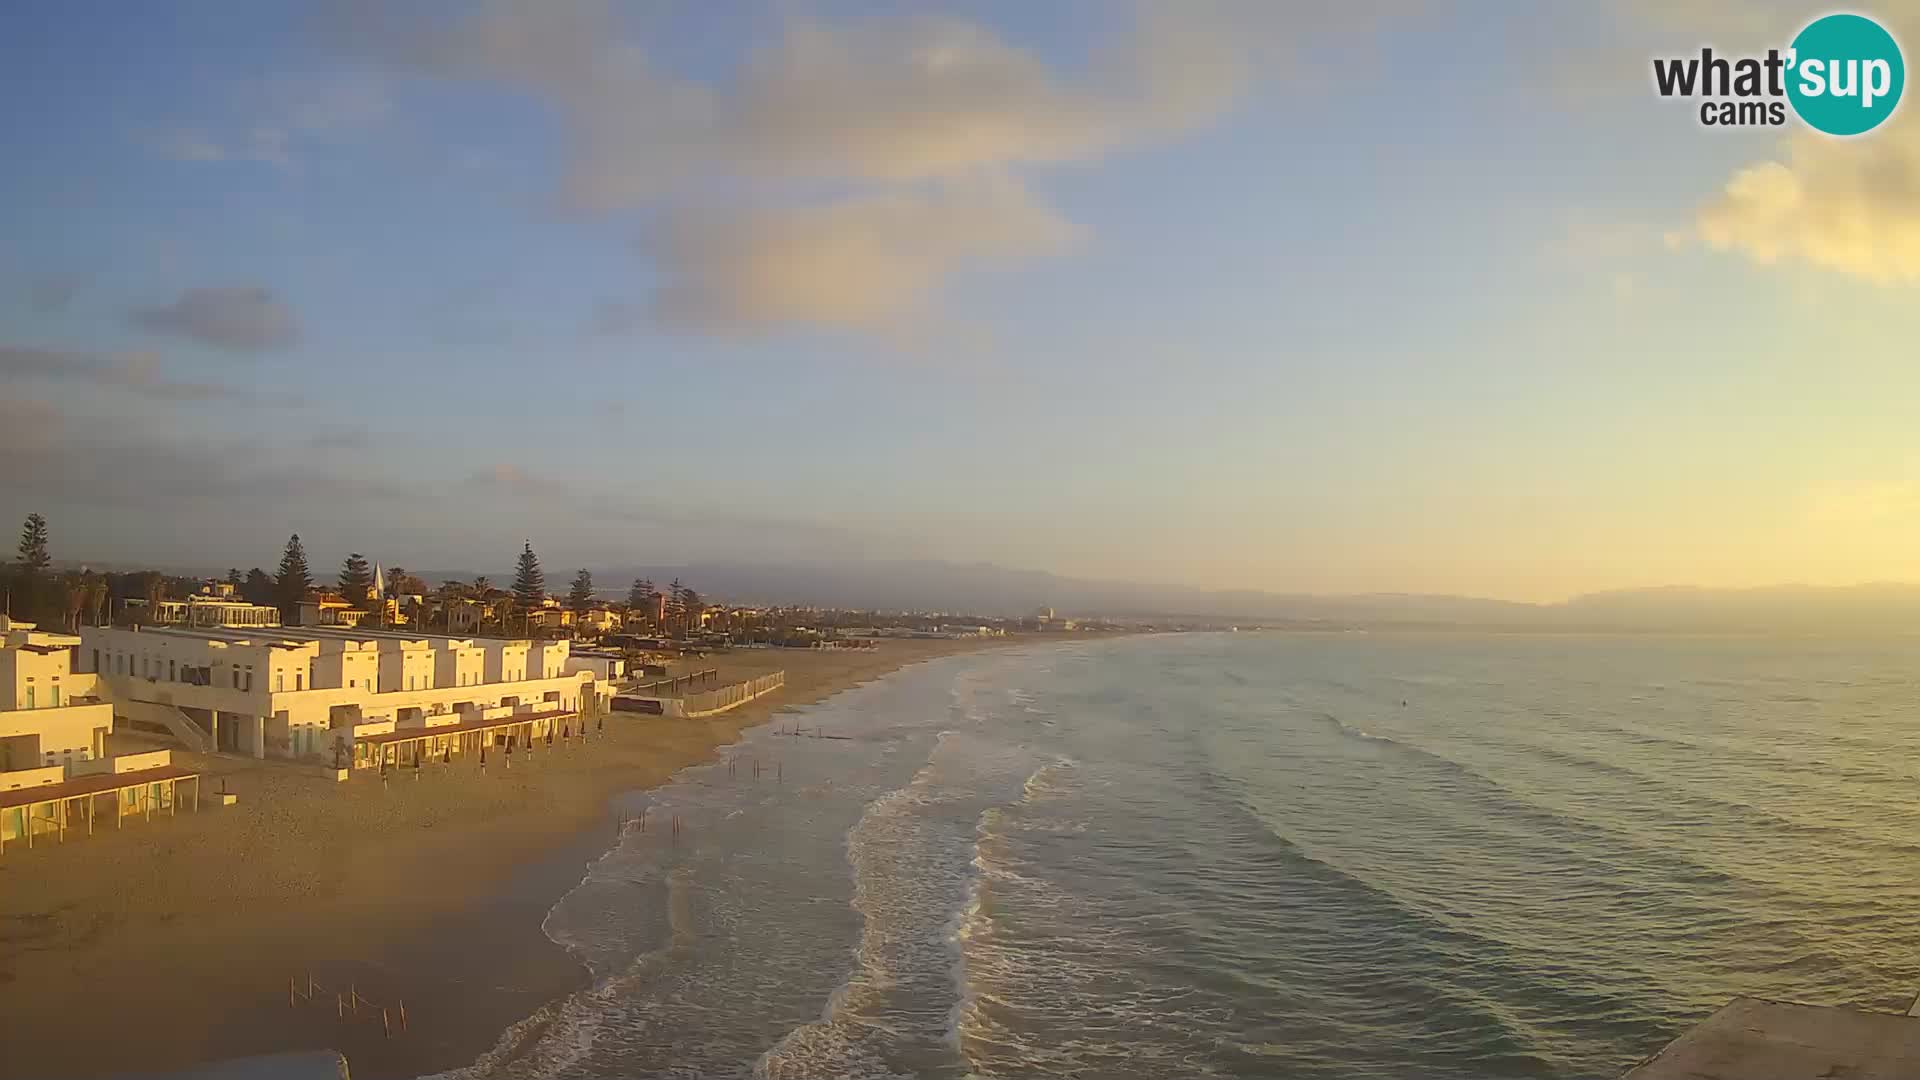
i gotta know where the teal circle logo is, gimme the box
[1787,13,1905,136]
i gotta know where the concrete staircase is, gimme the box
[118,700,213,754]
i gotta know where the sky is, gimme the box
[3,0,1920,603]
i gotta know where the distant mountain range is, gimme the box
[443,562,1920,633]
[48,555,1920,633]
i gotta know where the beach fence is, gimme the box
[287,974,407,1039]
[613,671,785,719]
[628,668,721,697]
[682,672,785,717]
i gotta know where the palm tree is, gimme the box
[61,572,85,631]
[84,574,109,627]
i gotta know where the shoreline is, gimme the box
[0,637,1031,1080]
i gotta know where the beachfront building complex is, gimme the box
[78,625,619,762]
[0,617,115,772]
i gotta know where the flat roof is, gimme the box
[353,707,579,747]
[1625,997,1920,1079]
[0,765,199,810]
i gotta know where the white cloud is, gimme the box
[648,180,1080,334]
[378,3,1291,208]
[1691,121,1920,283]
[1674,7,1920,284]
[343,0,1399,337]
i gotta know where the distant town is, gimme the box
[0,511,1184,853]
[0,514,1158,649]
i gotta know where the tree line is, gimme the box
[4,512,713,640]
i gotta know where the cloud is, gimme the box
[358,2,1351,210]
[337,1,1401,338]
[4,428,410,511]
[1689,122,1920,283]
[648,180,1080,334]
[129,287,300,352]
[1670,6,1920,284]
[0,344,303,405]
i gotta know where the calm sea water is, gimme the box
[429,632,1920,1079]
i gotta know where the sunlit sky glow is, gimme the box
[4,1,1919,602]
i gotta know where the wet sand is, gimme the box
[0,639,1018,1080]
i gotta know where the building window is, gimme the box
[169,660,176,681]
[296,672,304,690]
[49,686,59,707]
[25,687,35,709]
[277,673,284,692]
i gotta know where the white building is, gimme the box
[125,596,281,629]
[80,624,610,762]
[0,618,114,773]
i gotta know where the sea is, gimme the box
[427,631,1920,1079]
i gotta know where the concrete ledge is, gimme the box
[1625,996,1920,1079]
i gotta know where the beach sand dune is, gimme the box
[0,639,1007,1080]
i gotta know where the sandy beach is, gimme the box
[0,638,1014,1080]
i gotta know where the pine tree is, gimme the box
[225,568,243,587]
[275,534,313,620]
[17,513,50,572]
[682,588,704,631]
[512,541,545,609]
[242,567,275,606]
[568,569,595,612]
[627,578,649,609]
[338,553,374,607]
[666,578,686,634]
